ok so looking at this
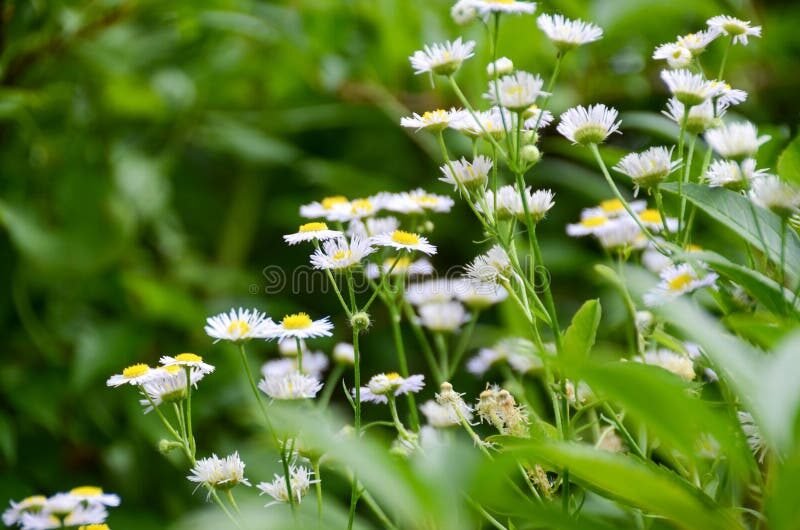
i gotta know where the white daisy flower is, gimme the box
[528,188,556,221]
[43,493,79,515]
[347,216,399,239]
[653,43,693,69]
[417,301,468,332]
[644,263,718,306]
[451,0,478,25]
[676,29,720,55]
[465,244,513,285]
[705,121,770,159]
[522,105,554,129]
[401,108,466,132]
[204,308,273,343]
[637,208,678,232]
[283,222,343,245]
[566,213,616,237]
[187,452,251,494]
[405,278,459,305]
[636,349,696,381]
[106,363,160,387]
[594,198,647,217]
[310,236,375,270]
[383,189,455,214]
[663,98,718,135]
[467,337,542,375]
[365,256,435,280]
[299,195,350,219]
[3,496,47,526]
[261,352,328,379]
[557,104,621,145]
[470,0,537,17]
[324,197,381,222]
[660,69,722,106]
[450,106,511,138]
[749,176,800,217]
[19,512,62,530]
[614,146,680,191]
[138,367,198,412]
[487,57,514,77]
[709,81,748,108]
[258,371,323,400]
[333,342,355,365]
[479,185,554,221]
[159,353,215,376]
[371,230,437,255]
[409,37,476,76]
[536,13,603,51]
[484,71,549,111]
[705,158,767,190]
[596,221,647,251]
[258,466,318,506]
[62,504,108,527]
[358,373,425,404]
[420,400,461,427]
[440,155,492,191]
[454,278,508,309]
[642,245,673,273]
[707,15,762,45]
[264,313,334,340]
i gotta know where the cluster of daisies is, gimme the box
[3,487,118,530]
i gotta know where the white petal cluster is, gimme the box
[370,230,437,255]
[705,158,767,190]
[204,308,273,343]
[465,244,513,285]
[613,146,680,191]
[3,488,119,530]
[536,13,603,50]
[707,15,761,45]
[187,452,251,493]
[358,373,425,404]
[417,301,468,332]
[259,371,323,400]
[557,104,621,145]
[310,236,375,270]
[258,466,318,506]
[283,222,343,245]
[749,176,800,217]
[264,313,334,341]
[644,263,718,306]
[484,71,549,111]
[653,43,693,69]
[467,337,544,375]
[440,155,492,190]
[660,69,723,107]
[705,121,770,159]
[636,350,696,381]
[409,37,476,76]
[401,108,467,132]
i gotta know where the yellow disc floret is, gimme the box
[70,486,103,497]
[580,216,608,228]
[333,249,352,261]
[391,230,421,246]
[639,209,662,224]
[599,199,624,213]
[282,312,313,330]
[668,272,693,292]
[227,320,251,335]
[175,353,203,364]
[321,196,348,210]
[123,364,150,379]
[299,222,328,232]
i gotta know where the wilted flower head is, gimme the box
[476,386,529,437]
[636,350,696,381]
[465,244,513,285]
[258,466,318,506]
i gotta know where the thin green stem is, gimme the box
[447,309,480,379]
[434,332,449,377]
[448,76,509,160]
[347,324,362,530]
[225,489,240,514]
[530,224,562,352]
[318,364,345,409]
[185,368,196,458]
[388,396,414,441]
[718,36,734,80]
[678,135,697,237]
[388,305,420,430]
[402,300,444,383]
[314,459,323,525]
[211,490,241,528]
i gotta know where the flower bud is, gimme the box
[350,311,372,332]
[521,145,541,164]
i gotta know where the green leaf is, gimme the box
[505,440,742,530]
[778,133,800,186]
[661,183,800,281]
[561,299,601,364]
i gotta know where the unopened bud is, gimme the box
[521,145,541,164]
[350,311,371,332]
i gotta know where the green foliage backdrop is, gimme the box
[1,0,799,528]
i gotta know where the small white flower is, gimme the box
[484,71,549,111]
[705,158,767,190]
[19,512,62,530]
[707,15,761,45]
[347,216,400,239]
[3,496,47,526]
[450,107,511,138]
[660,69,722,106]
[451,0,478,25]
[644,263,718,306]
[454,278,508,309]
[310,236,375,270]
[522,105,554,129]
[187,453,251,495]
[749,176,800,217]
[365,256,434,280]
[636,349,696,381]
[418,301,468,332]
[138,367,205,412]
[528,188,556,221]
[261,352,328,379]
[333,342,355,365]
[106,363,159,387]
[487,57,514,77]
[637,209,677,232]
[264,313,334,340]
[358,373,425,404]
[536,13,603,51]
[465,244,513,285]
[44,493,79,515]
[299,195,350,219]
[614,146,680,191]
[663,98,718,135]
[159,353,215,376]
[322,197,381,222]
[420,400,462,427]
[594,198,647,217]
[259,371,323,400]
[283,222,343,245]
[409,38,476,76]
[440,155,492,190]
[710,81,748,108]
[405,278,459,305]
[401,108,466,132]
[566,212,616,237]
[676,29,720,55]
[371,230,437,255]
[479,185,553,221]
[596,221,647,251]
[467,338,542,375]
[705,121,770,159]
[63,505,109,526]
[653,43,693,69]
[642,245,672,273]
[69,487,120,510]
[258,466,318,506]
[557,104,621,145]
[470,0,537,17]
[383,189,454,214]
[204,308,273,343]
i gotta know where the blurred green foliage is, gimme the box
[1,0,799,528]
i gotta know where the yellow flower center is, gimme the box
[350,198,373,214]
[79,525,110,530]
[685,244,702,252]
[391,230,421,246]
[123,364,150,379]
[22,495,46,506]
[422,109,448,122]
[164,365,182,374]
[282,312,313,330]
[581,216,607,228]
[386,256,412,270]
[321,196,347,210]
[70,486,102,497]
[333,249,352,261]
[415,195,439,206]
[386,372,402,381]
[299,222,328,232]
[176,353,203,363]
[668,272,694,291]
[227,319,251,335]
[600,199,624,213]
[639,209,662,223]
[488,0,514,3]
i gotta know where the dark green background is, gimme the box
[0,0,797,527]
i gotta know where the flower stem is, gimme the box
[388,304,420,430]
[318,364,345,409]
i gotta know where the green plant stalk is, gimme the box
[184,367,196,458]
[532,51,563,131]
[314,459,323,524]
[448,76,509,160]
[718,36,734,79]
[387,396,413,441]
[434,332,450,377]
[388,304,420,430]
[402,299,445,383]
[295,337,304,373]
[318,364,345,409]
[678,135,697,237]
[226,489,240,514]
[530,224,563,353]
[447,308,480,379]
[347,281,363,530]
[681,146,714,246]
[653,186,671,238]
[361,488,400,530]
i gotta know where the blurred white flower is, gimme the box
[358,373,425,404]
[418,301,468,332]
[707,15,761,45]
[258,466,318,506]
[536,13,603,51]
[484,71,549,111]
[259,371,323,400]
[283,222,343,245]
[705,121,770,159]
